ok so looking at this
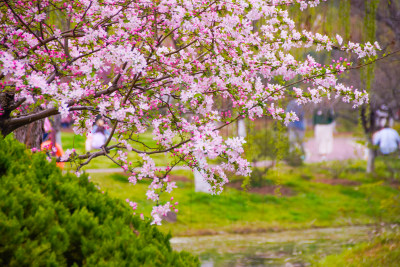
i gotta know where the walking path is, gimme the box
[85,136,367,173]
[304,136,366,163]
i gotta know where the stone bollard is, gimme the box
[194,169,211,193]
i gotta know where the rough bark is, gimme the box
[0,93,26,136]
[14,118,44,150]
[0,92,44,149]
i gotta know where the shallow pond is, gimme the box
[170,226,374,266]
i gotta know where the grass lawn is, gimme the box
[316,229,400,266]
[60,130,400,265]
[61,131,173,170]
[60,130,400,236]
[85,160,400,236]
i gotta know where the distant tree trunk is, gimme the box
[361,105,376,173]
[366,140,376,173]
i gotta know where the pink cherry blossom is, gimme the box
[0,0,380,224]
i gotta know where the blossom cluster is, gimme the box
[0,0,378,224]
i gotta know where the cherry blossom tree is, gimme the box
[0,0,380,224]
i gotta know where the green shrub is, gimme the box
[246,121,303,166]
[0,137,198,266]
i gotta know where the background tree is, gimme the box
[289,0,400,172]
[358,0,400,172]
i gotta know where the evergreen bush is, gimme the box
[0,137,198,266]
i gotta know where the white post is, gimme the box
[194,169,211,193]
[237,118,246,137]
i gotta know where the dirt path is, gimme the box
[304,136,366,163]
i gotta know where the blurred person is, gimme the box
[313,105,335,161]
[41,117,65,168]
[286,99,306,156]
[85,132,93,151]
[373,119,400,155]
[61,114,73,128]
[86,119,110,150]
[375,104,394,129]
[373,119,400,178]
[41,140,65,168]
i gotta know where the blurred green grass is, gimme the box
[59,130,400,265]
[61,130,173,169]
[60,130,400,237]
[85,161,400,236]
[316,230,400,266]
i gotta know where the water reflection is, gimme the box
[170,226,373,266]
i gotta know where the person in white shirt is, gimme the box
[373,126,400,155]
[373,124,400,179]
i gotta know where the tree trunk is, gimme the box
[366,146,375,173]
[14,120,44,150]
[360,105,376,173]
[1,89,61,149]
[13,106,45,150]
